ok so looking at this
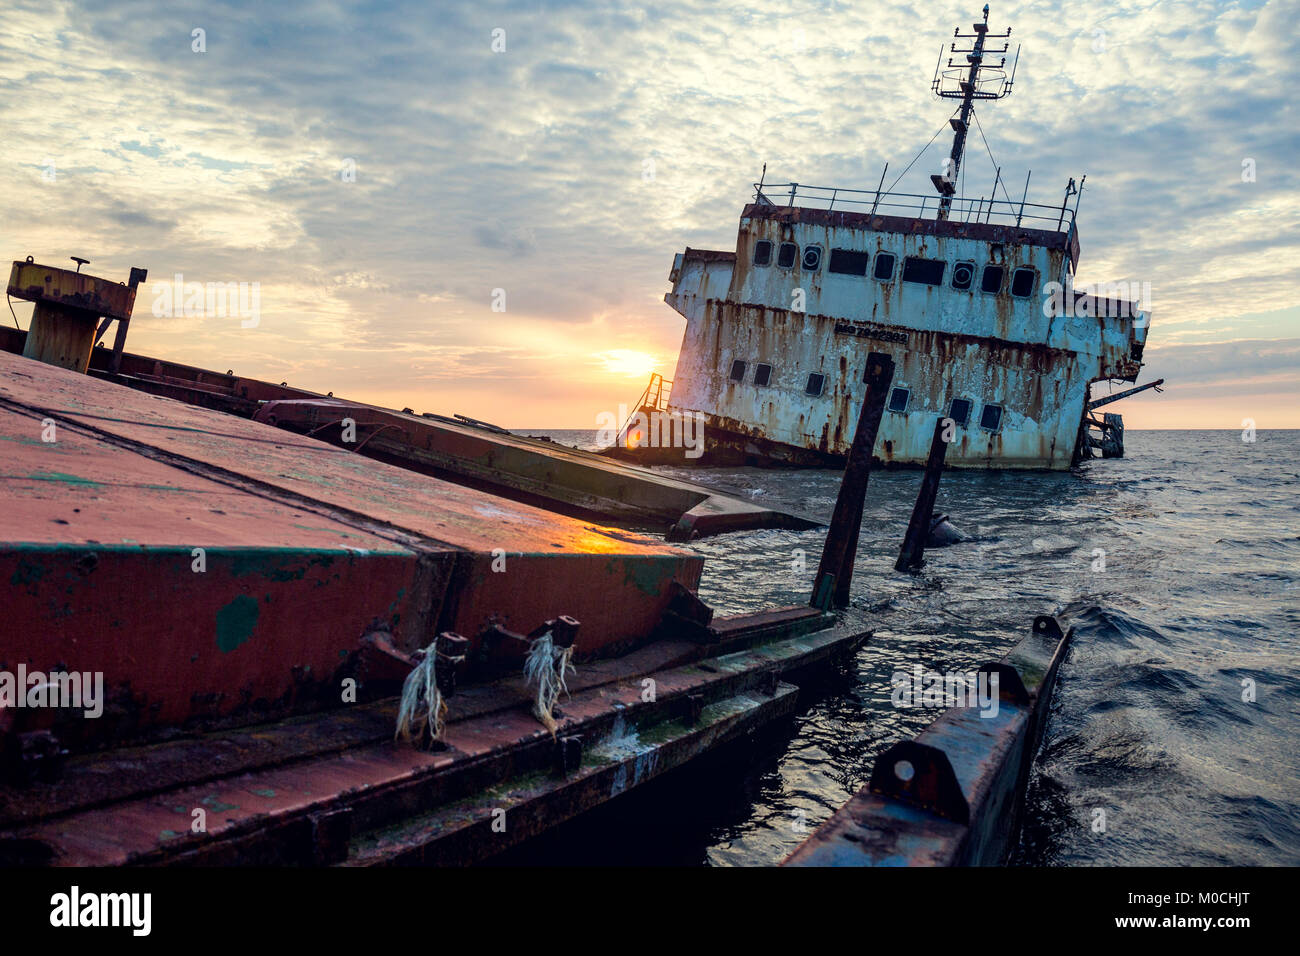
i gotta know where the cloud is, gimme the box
[0,0,1296,425]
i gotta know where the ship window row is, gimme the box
[730,360,777,387]
[883,389,999,431]
[939,396,1002,432]
[730,359,1003,431]
[752,240,1038,296]
[863,373,1003,433]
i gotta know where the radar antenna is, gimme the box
[930,4,1020,221]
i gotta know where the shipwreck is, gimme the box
[611,5,1162,469]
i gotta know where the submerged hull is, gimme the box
[644,199,1151,471]
[668,304,1089,470]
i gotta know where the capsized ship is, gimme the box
[616,6,1160,470]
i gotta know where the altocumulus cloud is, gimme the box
[0,0,1295,426]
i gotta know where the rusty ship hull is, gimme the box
[612,6,1157,472]
[635,200,1152,471]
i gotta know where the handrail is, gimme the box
[615,373,674,446]
[752,181,1076,233]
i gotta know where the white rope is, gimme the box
[394,641,463,745]
[523,630,576,735]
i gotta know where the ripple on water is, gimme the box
[517,429,1300,865]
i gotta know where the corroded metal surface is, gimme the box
[783,615,1072,866]
[0,349,704,748]
[0,605,843,831]
[659,186,1152,470]
[251,397,818,538]
[2,618,869,865]
[7,260,138,321]
[0,327,817,538]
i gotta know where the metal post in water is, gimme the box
[895,417,950,572]
[810,352,894,610]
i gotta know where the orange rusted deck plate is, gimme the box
[0,349,702,744]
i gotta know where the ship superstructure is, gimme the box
[631,6,1156,469]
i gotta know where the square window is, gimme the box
[777,242,798,268]
[753,240,772,266]
[1011,268,1036,297]
[979,404,1003,432]
[951,262,976,290]
[873,253,896,281]
[901,256,946,286]
[754,363,772,386]
[729,360,746,382]
[805,373,825,396]
[801,245,822,271]
[829,249,869,276]
[948,398,972,426]
[888,387,910,412]
[980,265,1004,294]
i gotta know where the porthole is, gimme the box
[952,261,975,290]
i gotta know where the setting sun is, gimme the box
[597,349,660,379]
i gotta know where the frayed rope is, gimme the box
[523,629,575,736]
[395,640,464,745]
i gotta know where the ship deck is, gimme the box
[0,327,817,540]
[0,346,872,866]
[0,348,706,743]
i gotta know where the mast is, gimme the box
[930,4,1018,221]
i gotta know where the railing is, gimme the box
[614,373,674,446]
[753,181,1077,234]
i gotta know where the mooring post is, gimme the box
[8,257,143,374]
[110,266,148,374]
[810,352,894,610]
[895,417,950,572]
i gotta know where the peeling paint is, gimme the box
[662,200,1151,469]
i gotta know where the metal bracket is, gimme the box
[1033,615,1064,640]
[661,580,716,643]
[555,735,583,776]
[683,693,705,725]
[309,808,352,864]
[355,629,468,700]
[869,739,970,824]
[433,632,470,699]
[975,662,1030,706]
[355,630,417,685]
[478,615,580,657]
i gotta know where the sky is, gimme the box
[1,0,1296,429]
